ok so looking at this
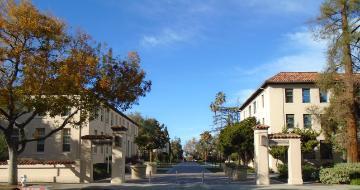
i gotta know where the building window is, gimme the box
[249,106,252,117]
[93,130,98,153]
[100,108,104,122]
[253,101,256,114]
[36,128,45,152]
[303,150,316,159]
[127,140,130,157]
[302,88,310,103]
[320,90,328,103]
[286,114,294,128]
[262,118,265,124]
[100,132,104,154]
[38,112,46,117]
[114,136,122,147]
[62,128,71,152]
[110,112,114,125]
[285,89,293,103]
[61,108,71,117]
[105,109,109,124]
[261,94,264,108]
[303,114,312,128]
[320,140,333,159]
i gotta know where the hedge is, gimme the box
[277,163,319,181]
[319,163,360,184]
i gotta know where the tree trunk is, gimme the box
[204,150,207,163]
[149,150,153,162]
[8,145,17,185]
[341,1,359,163]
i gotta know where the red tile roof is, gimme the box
[240,72,319,110]
[266,72,319,83]
[111,125,128,132]
[254,124,269,130]
[0,160,75,165]
[269,133,301,139]
[81,135,113,140]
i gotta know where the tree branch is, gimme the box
[352,24,360,33]
[15,111,37,128]
[20,109,79,143]
[0,107,9,119]
[17,128,26,154]
[0,123,5,131]
[6,59,20,118]
[351,43,360,49]
[351,53,360,62]
[15,110,29,119]
[0,67,5,75]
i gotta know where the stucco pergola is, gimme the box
[80,135,113,183]
[253,125,303,185]
[110,125,127,184]
[80,129,127,184]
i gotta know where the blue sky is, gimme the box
[34,0,327,144]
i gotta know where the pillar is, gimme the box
[254,128,269,185]
[80,140,93,183]
[288,138,303,185]
[111,132,126,184]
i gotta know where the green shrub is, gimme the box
[350,178,360,185]
[277,163,319,181]
[319,163,360,184]
[302,164,319,181]
[93,163,111,180]
[196,160,205,165]
[278,164,288,179]
[225,162,237,169]
[247,167,255,173]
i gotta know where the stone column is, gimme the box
[80,139,93,183]
[111,131,126,184]
[288,138,303,185]
[254,125,270,185]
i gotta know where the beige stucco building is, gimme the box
[239,72,335,169]
[19,104,139,164]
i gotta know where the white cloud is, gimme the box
[137,1,320,48]
[140,28,193,47]
[232,29,328,105]
[285,30,327,50]
[238,29,328,76]
[244,0,312,14]
[136,1,214,48]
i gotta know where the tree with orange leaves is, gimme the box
[0,0,151,184]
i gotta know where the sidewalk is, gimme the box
[37,183,360,190]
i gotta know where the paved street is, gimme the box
[44,182,360,190]
[26,162,359,190]
[166,161,210,174]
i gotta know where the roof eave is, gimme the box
[239,81,316,111]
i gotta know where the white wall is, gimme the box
[0,163,81,183]
[240,83,330,171]
[19,111,87,161]
[19,105,139,164]
[240,83,328,135]
[90,107,139,164]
